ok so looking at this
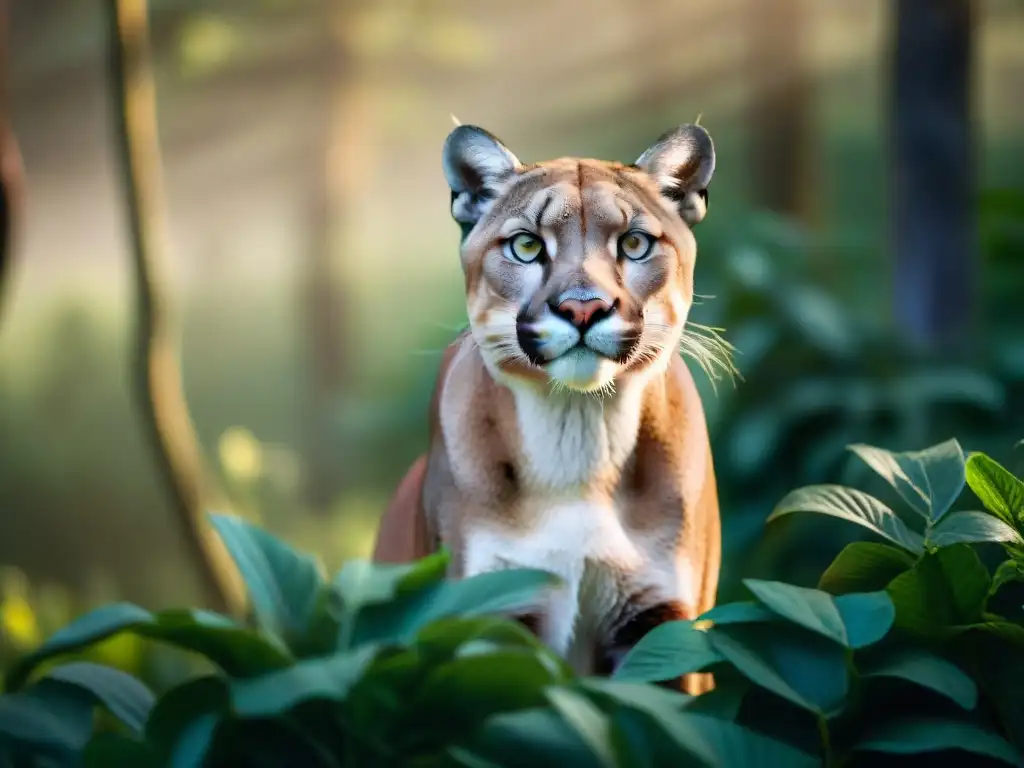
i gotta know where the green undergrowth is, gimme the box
[2,438,1024,766]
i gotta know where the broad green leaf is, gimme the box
[743,580,844,642]
[412,649,563,739]
[230,644,378,717]
[929,509,1022,547]
[743,580,893,648]
[413,615,561,675]
[351,567,561,646]
[949,620,1024,649]
[464,707,604,768]
[768,485,925,553]
[606,705,678,768]
[966,452,1024,527]
[546,688,617,768]
[145,676,228,762]
[83,733,161,767]
[968,632,1024,754]
[169,714,219,768]
[612,703,819,768]
[817,542,916,596]
[887,545,991,637]
[5,603,150,690]
[207,512,324,643]
[43,662,154,734]
[992,560,1024,594]
[578,679,692,715]
[681,682,748,721]
[708,624,849,717]
[0,684,95,753]
[6,604,291,690]
[855,717,1023,766]
[333,551,450,616]
[413,568,560,623]
[611,621,721,682]
[862,649,977,709]
[849,439,966,521]
[833,591,897,648]
[664,712,819,767]
[697,602,777,625]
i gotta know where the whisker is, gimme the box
[679,321,740,393]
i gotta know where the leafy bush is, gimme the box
[687,204,1024,597]
[2,439,1024,766]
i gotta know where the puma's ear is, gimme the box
[635,123,715,226]
[442,125,520,232]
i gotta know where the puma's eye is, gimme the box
[618,231,654,261]
[507,233,545,263]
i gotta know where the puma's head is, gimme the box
[442,123,715,393]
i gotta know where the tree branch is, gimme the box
[106,0,246,615]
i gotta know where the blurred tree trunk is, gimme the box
[107,0,245,615]
[301,0,375,512]
[744,0,817,224]
[0,0,24,321]
[890,0,975,353]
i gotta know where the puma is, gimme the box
[373,123,723,694]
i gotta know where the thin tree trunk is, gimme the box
[745,0,817,223]
[106,0,245,615]
[890,0,975,353]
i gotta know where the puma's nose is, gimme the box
[553,297,613,331]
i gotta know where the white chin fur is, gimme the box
[545,349,618,392]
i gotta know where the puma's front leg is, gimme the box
[599,591,714,695]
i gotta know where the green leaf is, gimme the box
[43,662,154,734]
[333,552,450,620]
[849,439,966,521]
[351,567,561,646]
[613,705,819,768]
[966,452,1024,527]
[207,512,325,643]
[145,676,228,763]
[83,733,161,767]
[928,510,1022,547]
[6,604,291,690]
[949,620,1024,649]
[768,485,925,553]
[464,707,605,768]
[546,688,617,768]
[169,714,220,768]
[862,648,978,709]
[817,542,916,595]
[681,682,748,721]
[992,560,1024,594]
[834,591,898,648]
[230,644,378,717]
[412,648,563,740]
[0,683,96,753]
[856,717,1023,766]
[667,712,819,767]
[708,624,849,717]
[578,679,692,715]
[611,621,721,682]
[743,580,894,648]
[5,603,149,690]
[697,602,778,625]
[887,545,991,637]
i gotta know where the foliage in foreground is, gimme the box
[1,439,1024,766]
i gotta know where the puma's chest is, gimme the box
[460,498,683,670]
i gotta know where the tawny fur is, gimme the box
[375,125,721,695]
